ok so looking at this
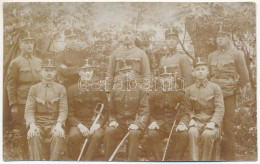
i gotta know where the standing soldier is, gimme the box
[208,25,249,160]
[103,65,149,161]
[185,57,225,161]
[67,59,107,160]
[106,25,150,93]
[146,64,189,161]
[159,27,194,88]
[7,29,42,159]
[24,59,68,160]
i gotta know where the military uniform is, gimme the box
[147,89,189,161]
[183,57,225,161]
[7,30,42,159]
[106,44,150,92]
[103,65,149,161]
[24,59,68,160]
[67,60,108,160]
[159,28,194,88]
[208,27,249,160]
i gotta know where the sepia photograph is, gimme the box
[2,1,257,162]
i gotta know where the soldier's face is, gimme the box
[41,68,57,82]
[19,39,34,54]
[120,30,135,46]
[194,65,209,79]
[217,34,230,46]
[79,68,94,81]
[165,36,179,50]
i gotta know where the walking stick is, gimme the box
[162,119,176,161]
[108,131,130,161]
[77,103,104,161]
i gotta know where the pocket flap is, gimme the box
[36,97,45,105]
[50,97,59,104]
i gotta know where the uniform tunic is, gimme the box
[106,45,150,91]
[104,84,149,161]
[208,45,249,160]
[183,79,224,161]
[147,90,188,161]
[67,83,107,160]
[24,81,68,160]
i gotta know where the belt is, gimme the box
[194,109,214,115]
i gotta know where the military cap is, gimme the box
[80,59,94,69]
[41,59,56,68]
[217,23,231,36]
[165,27,178,39]
[193,57,207,67]
[19,30,35,41]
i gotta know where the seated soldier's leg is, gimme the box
[189,127,200,161]
[172,130,189,161]
[68,127,84,160]
[147,129,163,161]
[28,133,44,160]
[50,131,66,160]
[103,127,121,160]
[128,129,142,161]
[83,128,105,160]
[201,128,220,161]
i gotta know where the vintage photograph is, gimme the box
[2,1,257,161]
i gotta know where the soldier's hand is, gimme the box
[27,122,41,139]
[78,123,90,137]
[11,104,19,123]
[205,122,215,130]
[52,122,65,138]
[148,122,159,130]
[109,121,119,128]
[90,124,101,134]
[128,124,139,130]
[176,123,188,131]
[189,119,197,127]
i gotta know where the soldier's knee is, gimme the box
[129,130,141,137]
[105,127,117,136]
[189,127,199,136]
[177,130,189,139]
[92,129,104,139]
[147,130,159,139]
[29,135,41,143]
[69,129,82,141]
[202,130,216,142]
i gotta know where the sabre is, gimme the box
[162,119,176,161]
[108,131,130,161]
[77,103,104,161]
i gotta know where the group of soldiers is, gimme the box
[6,24,249,161]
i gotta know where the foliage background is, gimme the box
[3,2,257,160]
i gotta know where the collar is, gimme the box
[195,78,209,88]
[217,45,230,54]
[22,53,32,59]
[42,81,54,88]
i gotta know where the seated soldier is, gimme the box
[67,59,107,160]
[146,65,189,161]
[103,65,149,161]
[184,57,224,161]
[24,59,68,160]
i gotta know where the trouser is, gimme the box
[188,120,220,161]
[103,125,143,161]
[27,124,65,160]
[146,124,188,161]
[16,104,29,160]
[68,127,104,160]
[222,95,236,160]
